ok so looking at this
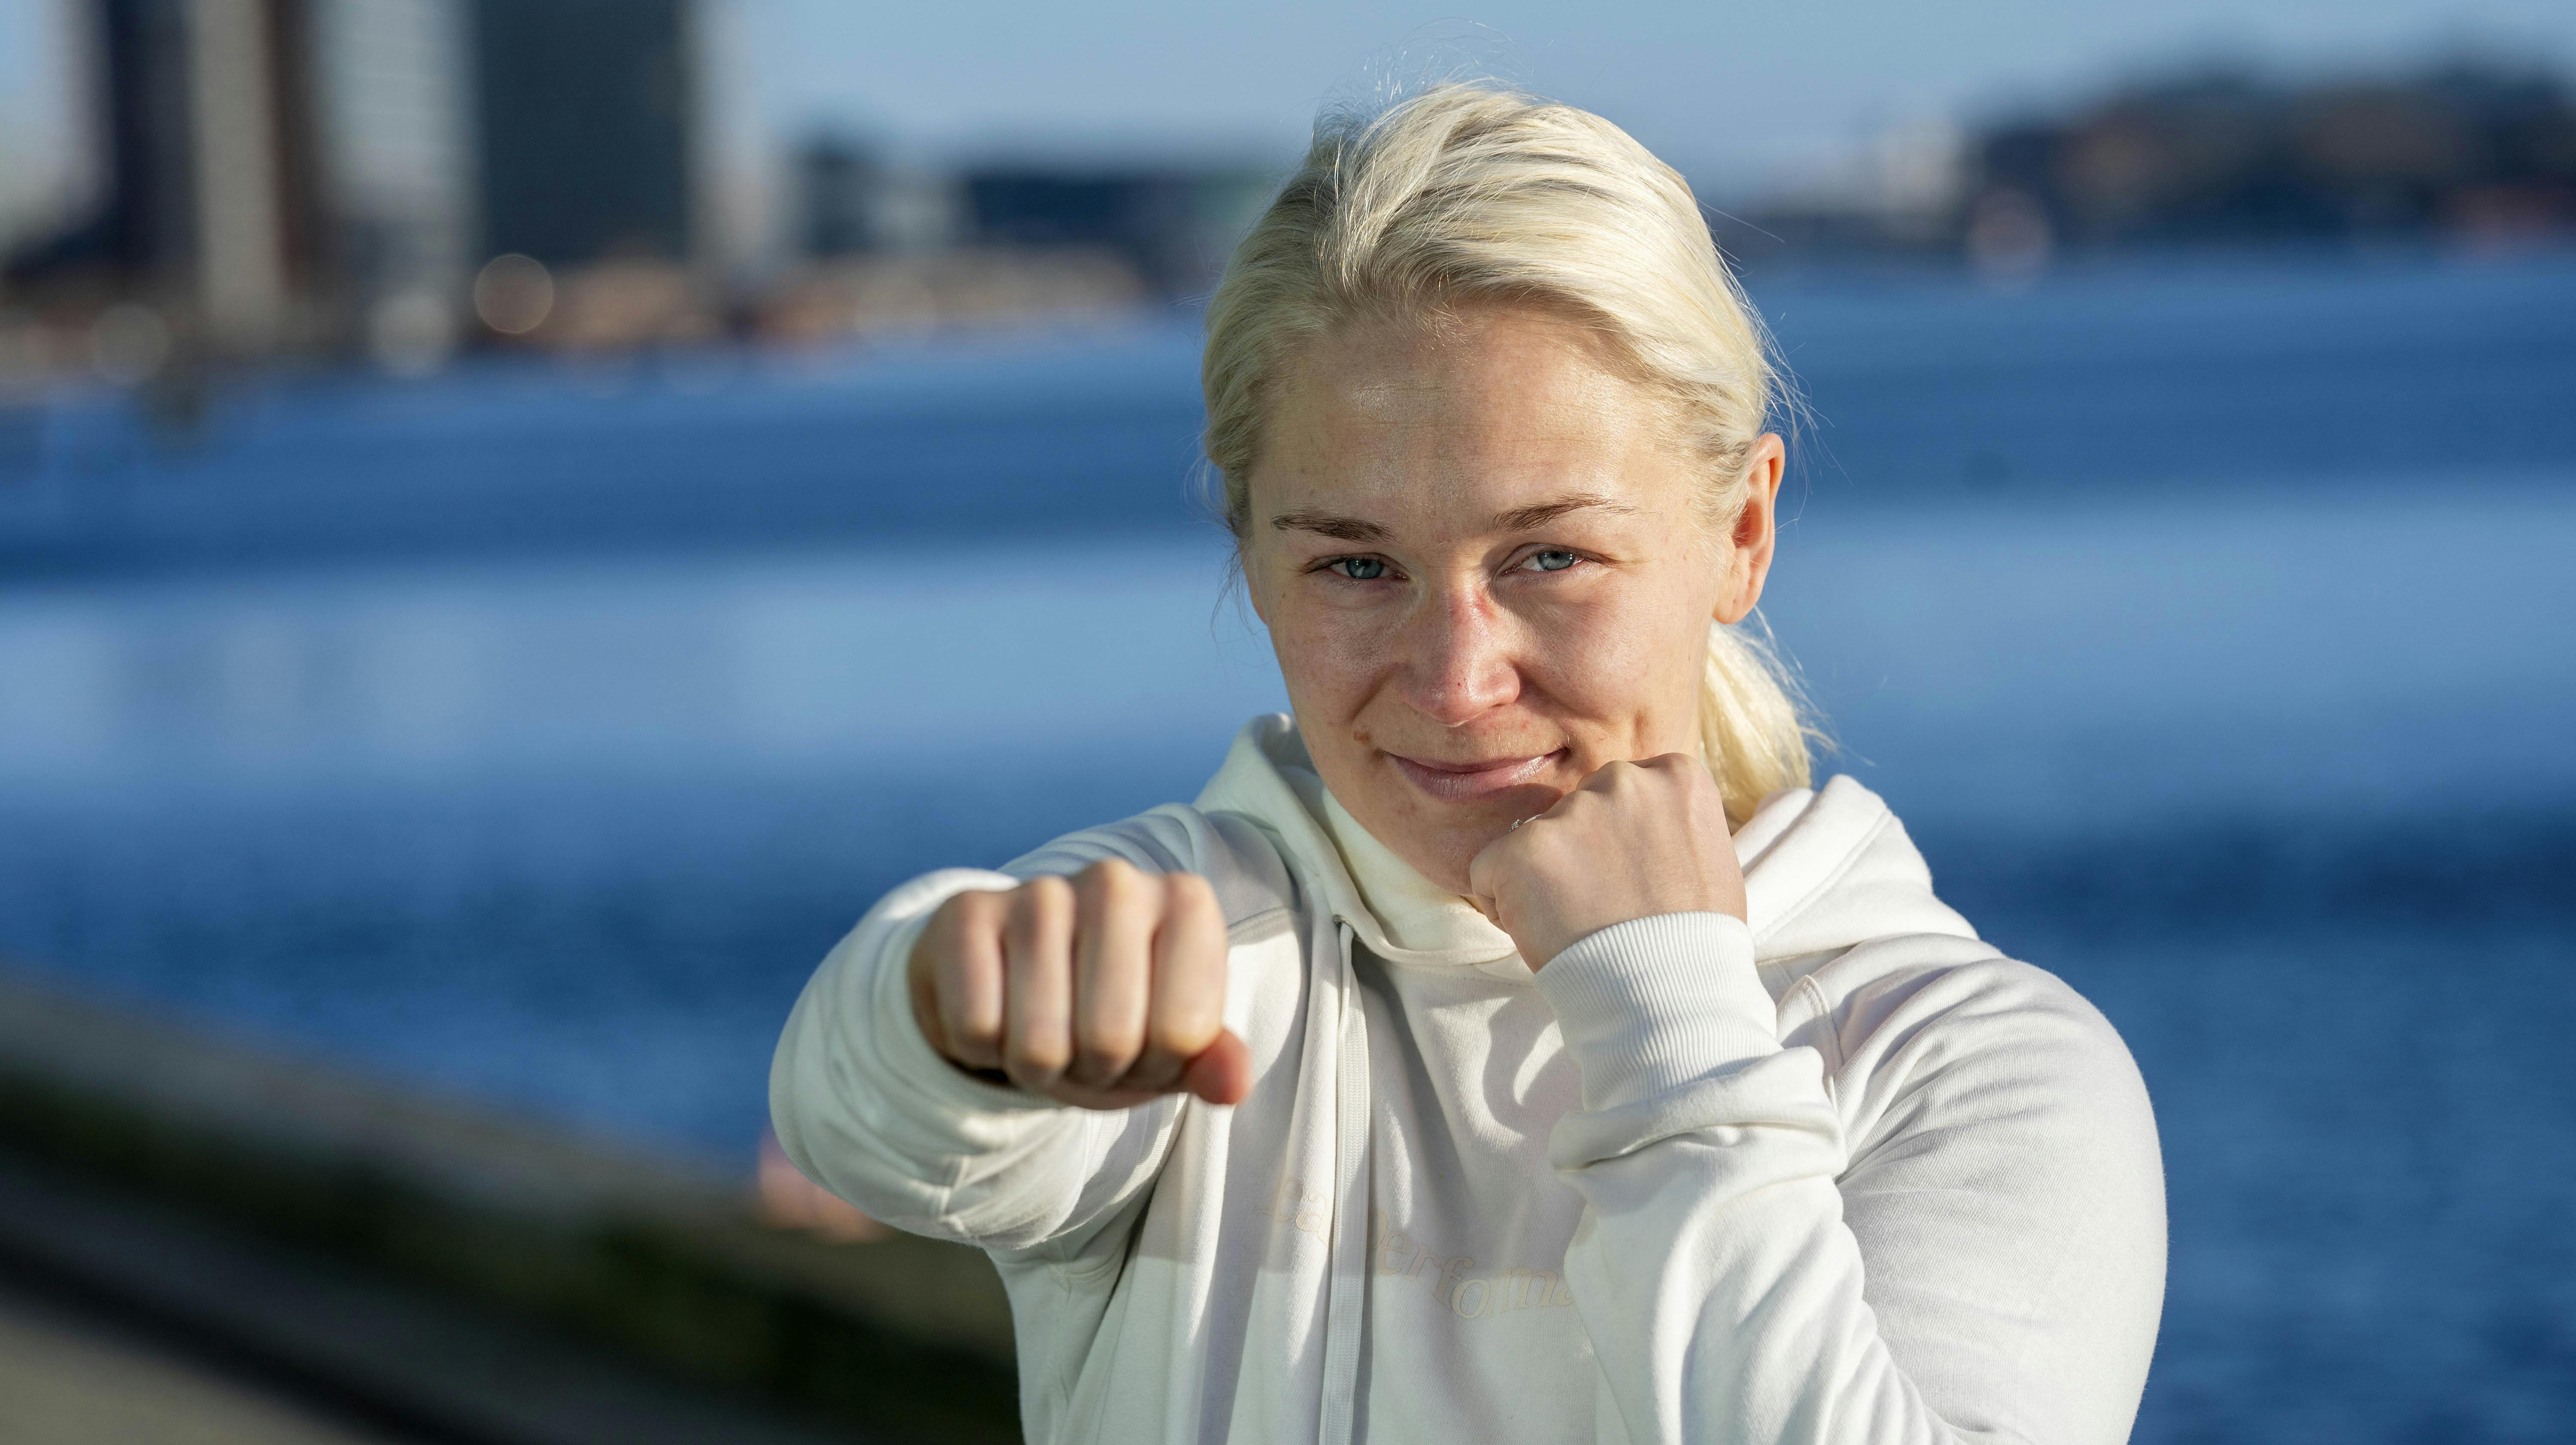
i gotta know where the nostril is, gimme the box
[1401,592,1520,724]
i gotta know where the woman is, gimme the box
[772,84,2165,1445]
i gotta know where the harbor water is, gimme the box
[2,254,2572,1441]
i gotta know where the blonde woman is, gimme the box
[772,84,2165,1445]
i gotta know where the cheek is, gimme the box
[1262,592,1382,721]
[1528,593,1709,737]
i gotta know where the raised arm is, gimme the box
[1534,919,2163,1443]
[1473,757,2164,1443]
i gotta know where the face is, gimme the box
[1244,305,1785,893]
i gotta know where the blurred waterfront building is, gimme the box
[3,0,770,374]
[960,166,1272,299]
[796,134,959,257]
[471,0,687,268]
[1710,58,2576,278]
[754,146,1268,344]
[1707,119,1971,266]
[4,0,474,366]
[311,0,476,370]
[1966,60,2576,272]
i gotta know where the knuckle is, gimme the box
[934,891,981,937]
[1005,1033,1069,1079]
[1072,1031,1143,1083]
[1147,1013,1213,1058]
[956,891,1007,938]
[952,1030,1004,1068]
[1078,856,1145,904]
[1091,1012,1149,1054]
[1165,873,1220,928]
[1018,875,1074,928]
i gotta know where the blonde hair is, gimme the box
[1202,82,1819,824]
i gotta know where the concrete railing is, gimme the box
[0,962,1021,1442]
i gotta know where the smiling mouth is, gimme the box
[1387,750,1563,803]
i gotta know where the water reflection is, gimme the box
[0,542,1283,786]
[6,485,2568,827]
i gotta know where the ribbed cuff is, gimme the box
[1532,912,1779,1112]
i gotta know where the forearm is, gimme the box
[1555,1082,1962,1444]
[1535,917,2159,1445]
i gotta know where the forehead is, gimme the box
[1252,307,1695,532]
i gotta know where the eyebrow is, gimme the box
[1267,508,1389,543]
[1492,493,1639,532]
[1267,492,1637,544]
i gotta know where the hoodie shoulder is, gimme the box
[1746,775,1980,962]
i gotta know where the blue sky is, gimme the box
[6,0,2576,207]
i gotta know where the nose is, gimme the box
[1399,581,1520,727]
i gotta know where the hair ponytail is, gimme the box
[1698,619,1817,826]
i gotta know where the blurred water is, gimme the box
[1,255,2572,1442]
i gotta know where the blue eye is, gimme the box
[1525,549,1579,573]
[1329,557,1389,581]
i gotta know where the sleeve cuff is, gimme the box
[1531,912,1780,1112]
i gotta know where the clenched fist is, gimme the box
[1467,753,1747,969]
[907,858,1252,1109]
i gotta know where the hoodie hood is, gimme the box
[1195,715,1977,980]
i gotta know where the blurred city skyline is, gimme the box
[9,0,2576,213]
[0,0,2571,385]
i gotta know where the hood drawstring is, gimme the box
[1318,919,1370,1445]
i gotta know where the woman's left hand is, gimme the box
[1466,753,1747,969]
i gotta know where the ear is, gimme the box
[1714,433,1785,626]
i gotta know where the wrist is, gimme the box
[1519,890,1745,970]
[1531,912,1777,1111]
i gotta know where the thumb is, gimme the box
[1181,1028,1252,1106]
[1464,829,1517,929]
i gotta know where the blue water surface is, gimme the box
[2,253,2572,1442]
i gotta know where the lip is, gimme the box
[1387,749,1563,803]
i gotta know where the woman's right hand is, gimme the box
[906,859,1252,1110]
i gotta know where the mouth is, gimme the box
[1385,749,1564,803]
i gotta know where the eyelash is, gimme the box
[1313,548,1588,582]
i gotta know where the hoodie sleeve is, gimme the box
[1531,913,2166,1445]
[767,808,1230,1259]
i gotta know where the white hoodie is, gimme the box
[771,716,2165,1445]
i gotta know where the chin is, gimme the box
[1373,764,1559,892]
[1423,823,1508,894]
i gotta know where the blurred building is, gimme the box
[960,165,1273,299]
[1706,58,2576,277]
[1966,61,2576,271]
[3,0,473,364]
[1706,121,1970,267]
[469,0,687,267]
[796,135,958,257]
[797,149,1270,297]
[309,0,477,368]
[756,147,1270,344]
[5,0,768,372]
